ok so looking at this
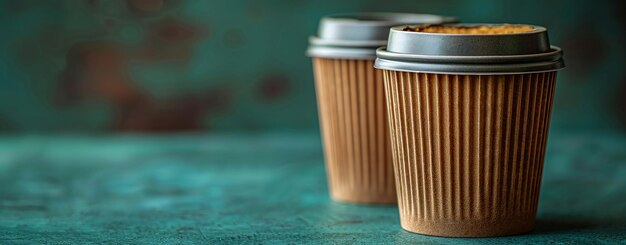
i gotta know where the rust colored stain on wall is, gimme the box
[0,0,624,132]
[257,73,290,101]
[57,40,231,132]
[53,1,228,132]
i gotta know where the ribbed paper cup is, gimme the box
[312,57,395,203]
[307,13,457,204]
[384,71,557,236]
[375,24,565,236]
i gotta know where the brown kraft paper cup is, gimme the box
[375,24,565,236]
[307,13,457,204]
[384,71,557,236]
[313,58,396,204]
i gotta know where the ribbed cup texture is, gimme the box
[312,58,396,204]
[382,70,557,237]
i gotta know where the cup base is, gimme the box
[400,216,535,237]
[331,191,397,205]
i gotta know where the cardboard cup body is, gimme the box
[313,57,396,204]
[382,70,557,236]
[308,14,458,204]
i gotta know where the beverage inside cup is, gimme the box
[375,23,565,237]
[307,13,457,204]
[403,24,535,34]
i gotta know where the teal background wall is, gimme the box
[0,0,624,133]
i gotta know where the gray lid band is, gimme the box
[307,46,378,60]
[377,46,563,64]
[386,25,551,56]
[307,13,458,59]
[375,51,565,75]
[375,24,565,74]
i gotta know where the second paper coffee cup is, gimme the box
[375,24,565,236]
[307,13,457,204]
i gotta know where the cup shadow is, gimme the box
[531,218,594,235]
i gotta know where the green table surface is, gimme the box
[0,131,625,244]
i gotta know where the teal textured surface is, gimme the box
[0,132,625,244]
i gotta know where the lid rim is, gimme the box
[374,57,565,74]
[376,46,563,64]
[375,23,566,73]
[322,12,458,26]
[307,46,377,60]
[309,36,387,48]
[386,23,552,56]
[310,12,459,49]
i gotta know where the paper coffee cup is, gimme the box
[375,24,565,236]
[307,13,457,204]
